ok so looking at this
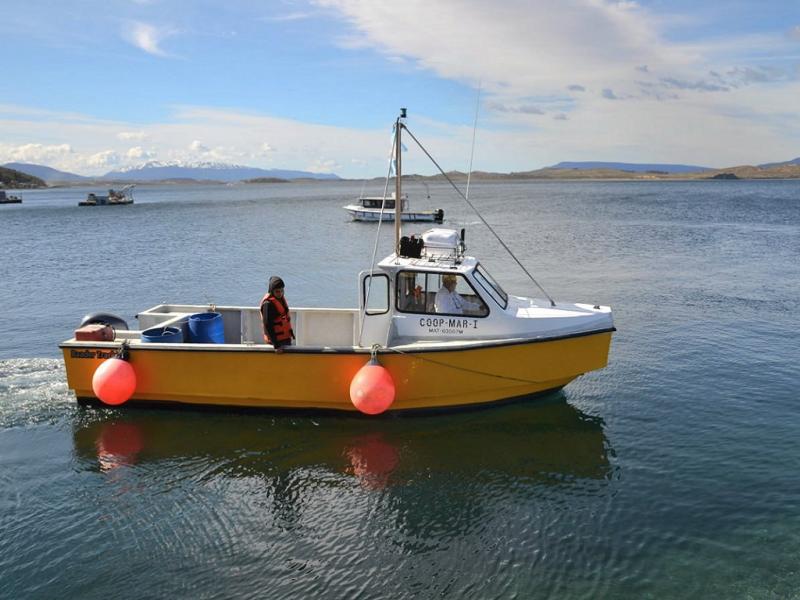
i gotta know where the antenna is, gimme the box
[394,108,405,254]
[465,82,481,201]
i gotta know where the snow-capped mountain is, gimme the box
[102,161,339,181]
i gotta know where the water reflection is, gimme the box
[72,394,614,488]
[95,422,144,471]
[345,433,401,490]
[65,396,617,598]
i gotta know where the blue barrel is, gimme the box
[141,326,184,343]
[188,312,225,343]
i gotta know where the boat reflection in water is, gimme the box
[94,421,145,472]
[73,395,614,488]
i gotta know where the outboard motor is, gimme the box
[435,209,445,223]
[80,312,129,331]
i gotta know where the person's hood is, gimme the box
[269,276,285,293]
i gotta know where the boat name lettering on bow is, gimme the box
[70,349,117,359]
[418,317,478,333]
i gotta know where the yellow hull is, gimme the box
[61,331,613,412]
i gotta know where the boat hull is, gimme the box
[344,207,443,222]
[349,212,438,222]
[60,330,612,412]
[78,200,134,206]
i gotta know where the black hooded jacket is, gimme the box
[261,276,294,347]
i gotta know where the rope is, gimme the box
[381,343,542,385]
[401,124,557,307]
[357,128,398,346]
[116,340,130,361]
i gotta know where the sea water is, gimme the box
[1,180,798,598]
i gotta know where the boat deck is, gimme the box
[60,302,612,354]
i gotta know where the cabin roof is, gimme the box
[377,253,478,274]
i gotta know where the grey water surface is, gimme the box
[1,180,798,598]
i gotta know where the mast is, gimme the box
[395,108,406,254]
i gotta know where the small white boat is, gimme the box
[344,193,444,223]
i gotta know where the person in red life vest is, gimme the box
[260,276,295,352]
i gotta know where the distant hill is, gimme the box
[3,162,88,183]
[550,161,711,174]
[758,157,800,169]
[0,166,47,188]
[103,161,340,182]
[399,163,800,181]
[700,164,800,179]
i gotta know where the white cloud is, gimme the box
[268,11,317,22]
[87,150,120,167]
[0,143,72,163]
[261,142,275,153]
[307,158,340,173]
[117,131,147,141]
[487,102,545,115]
[123,21,174,57]
[310,0,800,168]
[2,85,800,179]
[189,140,209,152]
[317,0,674,96]
[126,146,155,159]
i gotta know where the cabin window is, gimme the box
[363,198,395,209]
[474,264,508,309]
[396,271,489,317]
[362,274,390,315]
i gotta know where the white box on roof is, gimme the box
[422,228,459,250]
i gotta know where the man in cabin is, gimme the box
[260,276,295,352]
[435,274,479,315]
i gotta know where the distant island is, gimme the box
[243,177,290,184]
[0,166,46,188]
[4,157,800,188]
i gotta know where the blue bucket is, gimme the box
[188,312,225,343]
[141,325,184,344]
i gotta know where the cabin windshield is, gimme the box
[362,197,396,209]
[396,271,489,317]
[474,264,508,309]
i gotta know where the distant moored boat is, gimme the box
[0,190,22,204]
[343,193,444,222]
[79,185,135,206]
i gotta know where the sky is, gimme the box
[1,0,799,177]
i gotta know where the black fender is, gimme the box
[80,312,129,331]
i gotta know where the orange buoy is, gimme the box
[350,356,395,415]
[92,358,136,406]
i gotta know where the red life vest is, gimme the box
[261,293,293,344]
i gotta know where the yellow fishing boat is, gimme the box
[60,109,614,413]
